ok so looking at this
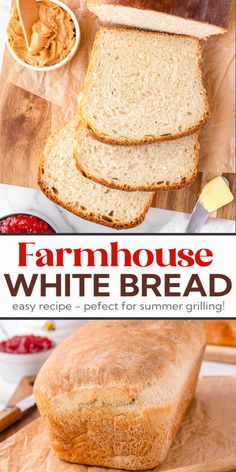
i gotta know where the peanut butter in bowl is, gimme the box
[6,0,80,70]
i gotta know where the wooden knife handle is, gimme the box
[0,406,22,433]
[167,457,236,472]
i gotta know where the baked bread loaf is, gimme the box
[75,123,199,191]
[88,0,233,39]
[38,117,154,230]
[79,27,209,145]
[204,320,236,347]
[34,320,206,470]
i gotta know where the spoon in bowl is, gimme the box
[16,0,40,49]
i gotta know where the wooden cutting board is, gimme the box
[204,345,236,364]
[0,33,235,220]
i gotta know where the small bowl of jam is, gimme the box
[0,335,55,383]
[0,213,56,234]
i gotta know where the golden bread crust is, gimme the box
[34,320,205,470]
[88,0,233,30]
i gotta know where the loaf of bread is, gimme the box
[204,320,236,347]
[38,116,154,230]
[34,320,206,470]
[75,123,199,191]
[79,27,209,145]
[88,0,233,38]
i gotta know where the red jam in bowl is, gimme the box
[0,335,54,354]
[0,214,55,234]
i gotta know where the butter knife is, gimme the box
[0,394,35,433]
[186,177,233,233]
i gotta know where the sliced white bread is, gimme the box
[75,123,199,191]
[38,117,153,230]
[88,0,233,39]
[79,27,209,145]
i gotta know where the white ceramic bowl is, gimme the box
[6,0,80,72]
[0,345,55,383]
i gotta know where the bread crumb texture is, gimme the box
[79,28,209,144]
[38,117,153,229]
[75,123,199,191]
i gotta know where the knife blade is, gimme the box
[186,201,209,233]
[0,394,35,433]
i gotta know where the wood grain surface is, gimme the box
[0,50,235,219]
[204,345,236,364]
[0,47,61,189]
[154,172,235,220]
[0,376,38,443]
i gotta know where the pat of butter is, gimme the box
[199,176,234,213]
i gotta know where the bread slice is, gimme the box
[88,1,233,39]
[38,117,154,230]
[75,123,199,191]
[79,27,209,145]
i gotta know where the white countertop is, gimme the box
[0,3,235,234]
